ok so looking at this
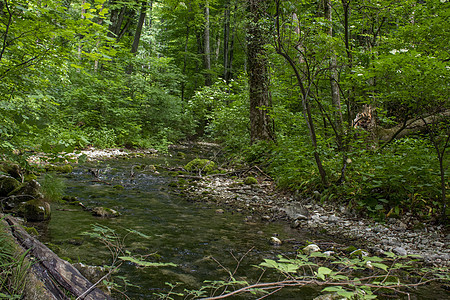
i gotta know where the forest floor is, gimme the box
[46,146,450,268]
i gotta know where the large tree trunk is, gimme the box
[247,0,274,144]
[223,0,230,81]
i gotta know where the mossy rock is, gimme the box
[5,180,44,209]
[62,195,78,202]
[92,207,120,218]
[45,164,73,173]
[168,182,178,188]
[113,184,124,190]
[177,152,186,159]
[243,176,258,185]
[343,246,357,253]
[0,161,22,179]
[18,199,51,221]
[0,175,21,197]
[184,159,216,174]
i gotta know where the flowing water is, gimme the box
[37,154,320,299]
[33,153,447,299]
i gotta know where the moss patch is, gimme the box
[184,159,216,174]
[0,175,21,197]
[243,176,258,185]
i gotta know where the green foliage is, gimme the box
[243,176,258,185]
[81,224,176,298]
[158,249,448,299]
[341,138,445,219]
[188,77,250,149]
[118,256,176,268]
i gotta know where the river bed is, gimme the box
[28,148,448,299]
[36,154,324,299]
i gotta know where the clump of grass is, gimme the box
[40,173,66,202]
[0,217,31,298]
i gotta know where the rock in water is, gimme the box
[270,236,282,246]
[18,199,51,221]
[92,207,120,218]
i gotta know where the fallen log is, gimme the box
[4,215,111,300]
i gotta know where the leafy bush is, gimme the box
[188,77,250,150]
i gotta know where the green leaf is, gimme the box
[371,262,388,271]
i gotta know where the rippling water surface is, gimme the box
[39,155,318,299]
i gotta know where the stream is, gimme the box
[35,154,321,299]
[28,152,448,299]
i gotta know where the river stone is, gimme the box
[303,244,320,255]
[393,247,407,256]
[0,175,21,197]
[327,215,340,223]
[270,236,282,246]
[0,162,22,179]
[8,180,44,201]
[92,207,120,218]
[72,262,109,284]
[18,199,51,221]
[283,204,310,220]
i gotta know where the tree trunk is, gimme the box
[127,0,147,74]
[223,1,230,81]
[325,0,343,146]
[247,0,274,144]
[341,0,355,127]
[181,25,190,102]
[4,216,112,300]
[274,0,327,185]
[204,0,212,85]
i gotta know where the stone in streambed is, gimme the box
[18,199,51,221]
[92,207,120,218]
[5,180,44,210]
[270,236,282,246]
[393,247,407,257]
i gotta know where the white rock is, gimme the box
[303,244,321,255]
[270,236,282,246]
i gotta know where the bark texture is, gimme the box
[247,0,274,144]
[3,215,111,300]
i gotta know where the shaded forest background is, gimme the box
[0,0,449,220]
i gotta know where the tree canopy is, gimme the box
[1,0,449,220]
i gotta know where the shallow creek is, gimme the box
[30,153,447,299]
[36,155,322,299]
